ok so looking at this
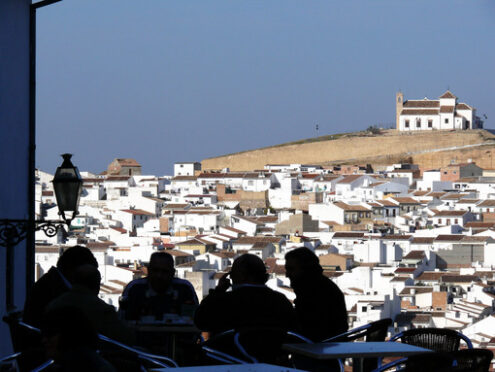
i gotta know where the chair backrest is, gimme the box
[2,312,42,352]
[404,352,454,372]
[98,334,178,369]
[374,352,454,372]
[390,328,473,353]
[234,326,288,364]
[450,348,493,372]
[326,318,392,343]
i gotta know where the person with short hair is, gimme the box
[47,264,135,344]
[119,252,198,321]
[23,245,98,327]
[194,253,295,335]
[285,247,348,341]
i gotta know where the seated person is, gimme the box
[194,254,296,363]
[47,264,135,345]
[41,306,116,372]
[194,253,295,334]
[285,247,348,341]
[23,245,98,327]
[120,252,198,321]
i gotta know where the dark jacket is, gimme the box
[293,274,348,341]
[120,277,198,321]
[194,285,296,335]
[47,285,135,345]
[23,267,70,327]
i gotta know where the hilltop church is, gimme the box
[396,91,483,132]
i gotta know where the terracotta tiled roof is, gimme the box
[434,234,465,242]
[433,210,466,216]
[332,232,365,238]
[456,103,472,110]
[234,236,283,245]
[391,197,420,204]
[439,91,456,99]
[115,158,140,166]
[403,100,439,108]
[121,209,154,216]
[416,271,445,281]
[403,250,426,260]
[401,109,439,116]
[441,275,480,283]
[171,176,197,181]
[411,237,434,244]
[334,202,370,212]
[337,175,363,184]
[477,200,495,207]
[440,106,455,113]
[381,235,412,240]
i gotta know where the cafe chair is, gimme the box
[323,318,392,343]
[389,327,473,352]
[234,328,344,372]
[323,318,392,372]
[372,351,455,372]
[450,348,493,372]
[98,334,179,369]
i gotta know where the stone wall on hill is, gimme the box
[202,130,495,171]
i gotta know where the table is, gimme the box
[126,322,200,361]
[283,341,432,372]
[151,363,306,371]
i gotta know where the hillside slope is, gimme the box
[202,129,495,171]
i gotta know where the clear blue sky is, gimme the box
[36,0,495,175]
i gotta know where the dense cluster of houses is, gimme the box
[34,157,495,348]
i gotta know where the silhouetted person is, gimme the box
[40,306,116,372]
[120,252,198,320]
[195,253,295,334]
[195,254,296,364]
[285,247,348,341]
[24,245,98,327]
[47,264,135,345]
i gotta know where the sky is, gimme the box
[36,0,495,176]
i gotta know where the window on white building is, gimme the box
[405,120,410,128]
[416,118,421,128]
[428,120,433,128]
[445,118,449,124]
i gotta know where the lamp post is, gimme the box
[0,154,82,310]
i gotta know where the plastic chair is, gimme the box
[450,348,493,372]
[373,352,454,372]
[324,318,392,372]
[389,327,473,352]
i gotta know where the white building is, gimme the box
[396,91,483,131]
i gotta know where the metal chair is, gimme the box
[98,334,178,369]
[372,351,455,372]
[450,348,493,372]
[389,327,473,352]
[324,318,392,372]
[324,318,393,343]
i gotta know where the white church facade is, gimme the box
[396,91,483,132]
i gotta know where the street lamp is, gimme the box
[0,154,83,310]
[53,153,83,223]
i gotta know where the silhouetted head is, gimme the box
[41,306,98,360]
[57,245,98,283]
[230,254,268,286]
[148,252,175,293]
[285,247,323,288]
[72,264,101,295]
